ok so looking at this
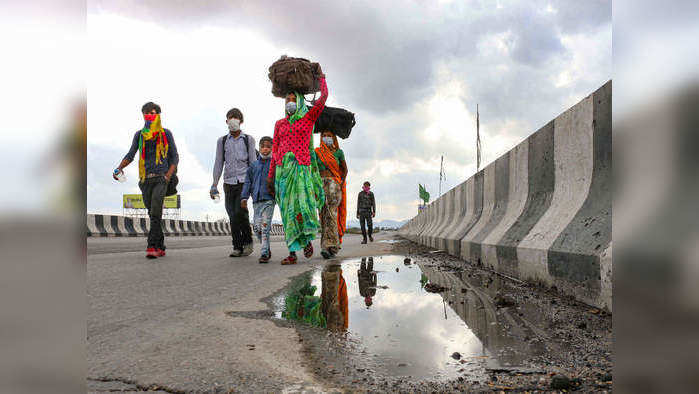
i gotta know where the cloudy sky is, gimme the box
[85,0,611,223]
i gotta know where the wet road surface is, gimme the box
[87,233,612,392]
[87,232,397,393]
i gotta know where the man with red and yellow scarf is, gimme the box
[114,102,179,259]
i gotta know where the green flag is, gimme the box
[419,184,430,204]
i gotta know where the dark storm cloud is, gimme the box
[90,0,609,116]
[551,0,611,33]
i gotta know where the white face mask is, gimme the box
[285,101,297,115]
[227,118,241,132]
[322,136,334,146]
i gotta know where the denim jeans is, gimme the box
[253,200,275,256]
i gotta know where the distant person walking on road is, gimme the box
[241,136,275,264]
[357,181,376,244]
[211,108,257,258]
[113,102,179,259]
[315,131,347,259]
[267,67,328,265]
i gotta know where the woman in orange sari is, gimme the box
[315,131,347,259]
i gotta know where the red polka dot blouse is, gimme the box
[268,77,328,180]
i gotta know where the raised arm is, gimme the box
[305,75,328,124]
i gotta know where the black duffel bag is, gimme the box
[310,106,356,139]
[268,55,321,98]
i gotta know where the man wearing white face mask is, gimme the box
[212,108,257,257]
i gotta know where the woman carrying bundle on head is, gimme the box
[267,66,327,265]
[315,131,347,259]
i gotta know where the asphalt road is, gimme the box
[87,232,398,393]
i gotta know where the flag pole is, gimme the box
[476,104,481,172]
[439,155,445,197]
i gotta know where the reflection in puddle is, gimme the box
[281,264,349,331]
[281,272,326,328]
[358,258,377,308]
[276,255,538,380]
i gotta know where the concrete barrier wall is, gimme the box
[87,214,285,237]
[433,186,456,250]
[399,212,415,241]
[416,203,433,244]
[430,192,447,248]
[427,198,445,247]
[399,81,612,310]
[415,203,429,244]
[424,199,439,247]
[440,181,466,252]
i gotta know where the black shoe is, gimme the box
[369,236,374,242]
[361,239,367,244]
[259,254,270,263]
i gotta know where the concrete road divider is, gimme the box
[87,214,285,237]
[400,81,611,311]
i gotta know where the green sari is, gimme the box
[275,92,325,252]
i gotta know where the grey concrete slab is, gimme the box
[87,233,397,392]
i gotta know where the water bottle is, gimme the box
[114,169,126,183]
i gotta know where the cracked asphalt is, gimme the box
[87,232,396,393]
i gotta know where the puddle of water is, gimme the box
[274,255,537,381]
[377,239,404,244]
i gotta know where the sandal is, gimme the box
[281,254,298,265]
[303,242,313,259]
